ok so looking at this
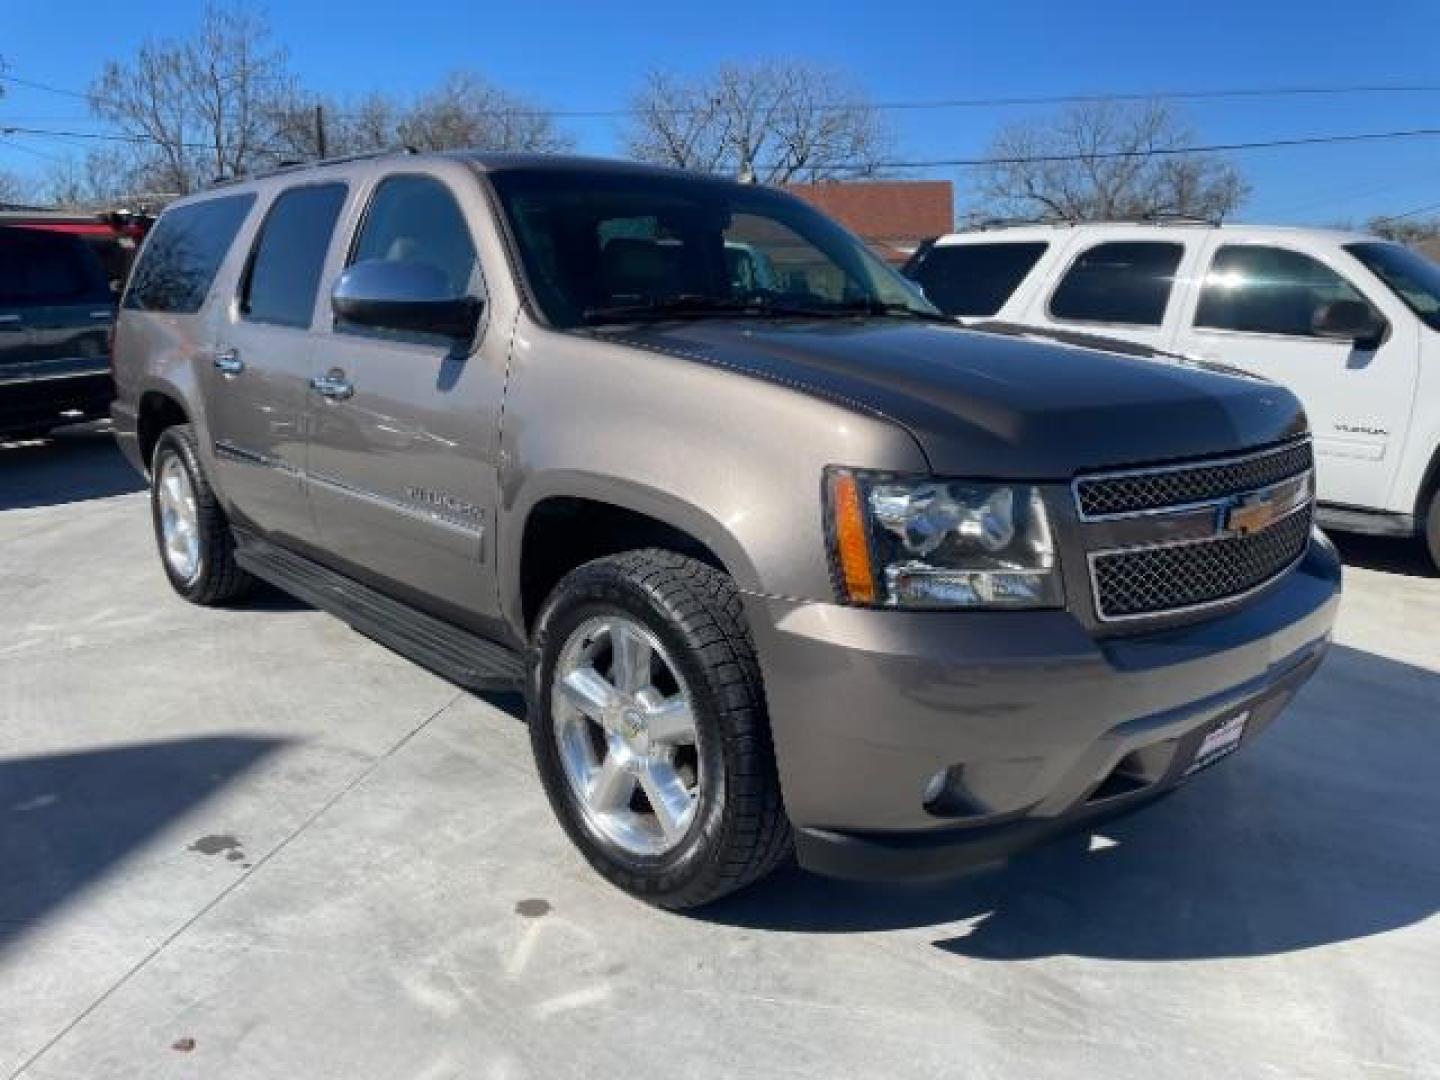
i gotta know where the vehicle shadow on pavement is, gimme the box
[701,644,1440,962]
[0,426,145,511]
[0,736,286,954]
[1332,533,1436,578]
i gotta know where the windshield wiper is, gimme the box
[817,298,952,322]
[582,295,778,325]
[582,294,949,326]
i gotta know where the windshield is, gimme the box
[1346,241,1440,331]
[487,168,938,328]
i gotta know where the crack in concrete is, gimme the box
[6,690,464,1080]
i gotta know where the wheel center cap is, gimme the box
[620,707,647,741]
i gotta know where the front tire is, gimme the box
[149,424,254,605]
[527,550,791,909]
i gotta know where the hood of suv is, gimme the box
[599,318,1306,477]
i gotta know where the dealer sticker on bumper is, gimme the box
[1185,710,1250,776]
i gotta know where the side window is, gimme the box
[0,229,111,306]
[1195,245,1370,338]
[124,194,255,313]
[905,242,1048,318]
[242,183,348,328]
[349,175,478,297]
[1049,241,1183,327]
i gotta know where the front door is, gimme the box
[305,170,506,622]
[1171,240,1419,509]
[206,182,350,545]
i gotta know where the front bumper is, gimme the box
[0,360,113,436]
[746,532,1342,881]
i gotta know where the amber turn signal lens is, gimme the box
[829,470,876,604]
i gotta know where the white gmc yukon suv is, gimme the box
[905,221,1440,566]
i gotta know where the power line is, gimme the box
[0,136,69,165]
[8,121,1440,171]
[813,127,1440,171]
[1372,199,1440,225]
[10,69,1440,120]
[766,127,1440,172]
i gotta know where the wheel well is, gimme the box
[520,498,727,630]
[137,392,189,468]
[1419,444,1440,516]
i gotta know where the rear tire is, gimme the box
[149,424,254,605]
[527,549,791,909]
[1426,487,1440,571]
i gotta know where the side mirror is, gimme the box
[1312,299,1386,348]
[332,259,481,340]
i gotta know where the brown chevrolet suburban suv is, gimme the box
[111,152,1341,908]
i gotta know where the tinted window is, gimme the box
[242,184,347,329]
[906,242,1048,317]
[1050,241,1183,326]
[124,194,255,314]
[1196,246,1369,338]
[490,169,932,328]
[1346,241,1440,331]
[0,228,111,306]
[350,175,477,296]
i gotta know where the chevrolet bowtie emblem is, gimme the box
[1223,494,1280,536]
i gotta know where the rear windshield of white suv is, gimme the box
[1346,241,1440,330]
[904,241,1048,318]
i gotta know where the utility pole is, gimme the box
[314,104,327,160]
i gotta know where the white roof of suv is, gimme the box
[933,220,1377,246]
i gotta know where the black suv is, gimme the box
[0,226,117,438]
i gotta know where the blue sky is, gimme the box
[3,0,1439,224]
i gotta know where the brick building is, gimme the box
[783,180,954,264]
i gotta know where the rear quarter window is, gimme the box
[124,194,256,314]
[0,227,111,307]
[905,241,1048,318]
[1049,241,1183,327]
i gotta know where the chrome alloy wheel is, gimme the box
[156,455,201,582]
[551,615,703,856]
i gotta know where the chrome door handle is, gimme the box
[310,370,354,401]
[212,347,244,375]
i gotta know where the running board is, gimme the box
[233,532,524,692]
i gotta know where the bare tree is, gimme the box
[267,91,401,160]
[1366,214,1440,246]
[0,169,31,206]
[269,75,571,161]
[974,100,1248,222]
[88,3,292,193]
[625,61,892,183]
[37,149,153,209]
[395,72,573,153]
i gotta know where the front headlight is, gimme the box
[825,467,1063,609]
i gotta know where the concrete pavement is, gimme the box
[2,428,1438,1079]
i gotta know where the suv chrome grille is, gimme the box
[1091,506,1312,620]
[1076,439,1314,519]
[1076,438,1315,622]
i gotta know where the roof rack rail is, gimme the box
[211,146,420,188]
[962,210,1221,232]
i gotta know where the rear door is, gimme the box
[1021,233,1201,350]
[1171,238,1417,509]
[207,183,350,544]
